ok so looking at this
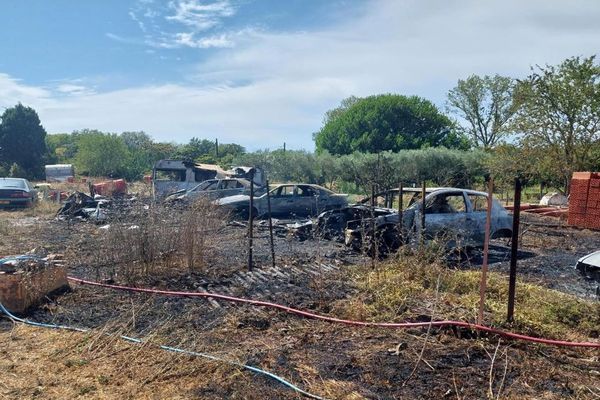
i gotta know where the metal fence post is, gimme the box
[478,176,494,325]
[398,182,403,244]
[247,172,255,271]
[507,177,522,323]
[371,184,376,266]
[266,180,276,268]
[420,182,426,247]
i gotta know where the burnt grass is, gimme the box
[1,208,599,399]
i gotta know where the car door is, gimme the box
[466,193,489,245]
[190,179,218,200]
[295,185,318,216]
[216,179,241,199]
[269,185,296,217]
[315,188,338,214]
[26,180,36,203]
[421,191,468,245]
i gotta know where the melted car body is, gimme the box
[217,184,348,218]
[336,187,513,253]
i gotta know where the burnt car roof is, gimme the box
[359,187,488,204]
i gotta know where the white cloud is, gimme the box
[0,74,52,107]
[3,0,600,149]
[173,32,233,48]
[166,0,235,31]
[149,31,235,49]
[118,0,238,49]
[54,84,95,96]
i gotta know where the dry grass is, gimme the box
[83,198,227,283]
[335,244,600,341]
[0,323,285,399]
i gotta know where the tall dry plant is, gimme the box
[87,198,226,282]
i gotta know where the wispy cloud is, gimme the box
[166,0,235,31]
[54,83,95,97]
[105,32,144,45]
[0,73,51,105]
[169,32,233,48]
[116,0,239,50]
[128,10,147,33]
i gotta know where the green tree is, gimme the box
[174,138,216,161]
[46,133,78,163]
[314,94,468,155]
[74,130,130,177]
[512,55,600,192]
[321,95,360,126]
[447,74,516,149]
[9,163,27,178]
[121,131,153,150]
[120,131,155,179]
[0,103,47,178]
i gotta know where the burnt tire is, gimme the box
[378,226,401,255]
[364,226,401,258]
[237,206,258,220]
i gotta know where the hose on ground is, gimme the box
[0,301,326,400]
[68,276,600,349]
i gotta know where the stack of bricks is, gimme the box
[568,171,600,229]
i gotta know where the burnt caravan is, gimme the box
[152,159,264,199]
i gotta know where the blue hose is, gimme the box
[0,302,326,399]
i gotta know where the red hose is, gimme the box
[67,277,600,349]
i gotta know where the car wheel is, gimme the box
[238,206,258,220]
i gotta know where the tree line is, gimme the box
[314,55,600,192]
[1,54,599,193]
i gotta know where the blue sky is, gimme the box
[1,0,599,150]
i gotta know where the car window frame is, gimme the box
[467,193,489,213]
[275,185,295,197]
[424,191,467,214]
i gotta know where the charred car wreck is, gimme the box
[217,184,348,219]
[152,160,265,200]
[164,178,258,204]
[318,187,513,255]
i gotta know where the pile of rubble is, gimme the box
[0,249,64,274]
[55,191,139,223]
[0,249,68,313]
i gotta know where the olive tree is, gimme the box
[512,55,600,192]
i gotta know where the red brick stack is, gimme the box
[568,171,600,229]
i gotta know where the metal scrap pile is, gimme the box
[55,191,139,222]
[56,192,109,221]
[0,249,64,274]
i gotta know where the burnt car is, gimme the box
[316,205,395,241]
[0,178,37,208]
[575,251,600,282]
[217,183,348,218]
[342,187,513,254]
[165,178,254,204]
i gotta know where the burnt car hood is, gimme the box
[216,194,251,206]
